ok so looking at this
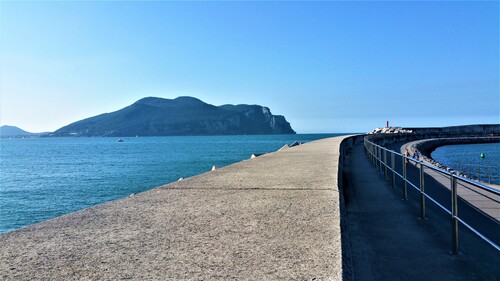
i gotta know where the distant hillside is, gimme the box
[54,97,295,137]
[0,125,33,137]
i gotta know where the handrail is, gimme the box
[363,137,499,254]
[366,138,500,195]
[453,164,500,185]
[460,163,498,169]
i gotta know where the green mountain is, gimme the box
[54,97,295,137]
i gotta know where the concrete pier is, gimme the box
[0,136,351,280]
[2,128,498,280]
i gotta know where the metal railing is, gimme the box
[457,163,499,184]
[364,137,500,254]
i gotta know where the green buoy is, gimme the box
[480,153,485,159]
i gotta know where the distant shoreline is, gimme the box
[1,132,346,139]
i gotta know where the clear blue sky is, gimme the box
[1,1,498,133]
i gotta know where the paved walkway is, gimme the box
[345,143,498,281]
[1,136,349,280]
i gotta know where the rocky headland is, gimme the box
[53,97,295,137]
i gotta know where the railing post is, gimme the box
[371,145,375,164]
[377,147,381,172]
[420,164,426,219]
[373,145,376,164]
[488,167,491,184]
[368,143,371,161]
[391,152,395,188]
[384,149,388,180]
[402,155,408,200]
[478,165,481,182]
[379,147,383,174]
[451,175,458,254]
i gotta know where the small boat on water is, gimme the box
[117,139,124,142]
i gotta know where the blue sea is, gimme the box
[431,142,500,185]
[0,134,342,233]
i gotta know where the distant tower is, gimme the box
[386,120,389,128]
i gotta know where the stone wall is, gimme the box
[414,137,499,159]
[363,124,500,179]
[337,134,365,281]
[366,124,500,147]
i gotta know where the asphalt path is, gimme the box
[385,142,499,276]
[345,142,499,280]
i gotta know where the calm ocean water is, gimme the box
[0,134,343,233]
[431,142,500,185]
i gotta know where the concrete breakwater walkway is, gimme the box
[2,134,498,280]
[0,136,350,280]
